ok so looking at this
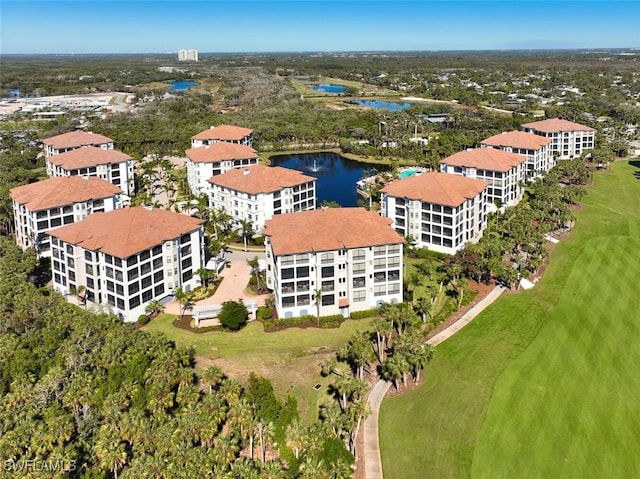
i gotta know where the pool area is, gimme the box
[398,168,420,179]
[311,83,345,93]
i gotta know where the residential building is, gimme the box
[46,146,135,196]
[263,208,404,319]
[10,176,124,257]
[43,131,114,158]
[481,130,552,180]
[47,207,204,322]
[191,125,254,148]
[521,118,595,159]
[185,143,259,195]
[381,172,488,255]
[208,165,316,232]
[440,148,526,209]
[178,49,198,62]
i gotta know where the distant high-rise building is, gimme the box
[178,49,198,62]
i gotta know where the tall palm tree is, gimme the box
[174,286,193,322]
[247,256,261,292]
[238,219,254,252]
[314,288,322,327]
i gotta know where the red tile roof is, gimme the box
[381,172,488,207]
[43,131,113,149]
[10,177,122,211]
[521,118,595,133]
[191,124,253,141]
[263,208,403,256]
[47,206,203,258]
[208,165,315,194]
[481,130,551,150]
[440,148,525,172]
[47,146,132,170]
[185,143,258,163]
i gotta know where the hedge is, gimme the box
[349,308,380,319]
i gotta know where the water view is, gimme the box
[311,83,345,93]
[168,80,199,91]
[347,100,414,111]
[269,152,383,207]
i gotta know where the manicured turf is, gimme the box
[380,160,640,478]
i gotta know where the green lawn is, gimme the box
[380,160,640,478]
[144,315,375,423]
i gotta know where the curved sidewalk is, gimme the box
[363,285,506,479]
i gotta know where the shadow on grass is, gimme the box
[630,160,640,180]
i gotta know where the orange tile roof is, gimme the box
[47,206,203,258]
[185,143,258,163]
[440,148,525,172]
[339,298,349,307]
[381,172,488,207]
[208,165,315,194]
[43,131,113,149]
[191,124,253,141]
[10,177,122,211]
[263,208,403,256]
[481,130,551,150]
[521,118,595,133]
[47,146,132,170]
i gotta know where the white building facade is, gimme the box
[481,131,552,180]
[440,148,526,209]
[47,207,204,322]
[521,118,595,159]
[208,165,316,232]
[46,146,135,196]
[191,125,253,148]
[263,208,404,319]
[381,172,488,255]
[10,176,124,257]
[186,143,259,196]
[43,131,114,158]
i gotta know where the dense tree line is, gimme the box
[0,237,359,478]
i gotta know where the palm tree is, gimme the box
[201,365,225,394]
[247,255,262,292]
[238,219,254,252]
[174,286,193,322]
[285,418,307,459]
[314,288,322,327]
[145,299,164,318]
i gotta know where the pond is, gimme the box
[168,80,199,91]
[311,83,345,93]
[269,152,384,207]
[346,100,414,112]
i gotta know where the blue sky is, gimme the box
[1,1,638,54]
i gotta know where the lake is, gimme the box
[269,152,383,207]
[311,83,345,93]
[168,81,199,91]
[347,100,414,112]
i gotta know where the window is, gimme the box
[153,257,163,269]
[141,262,151,275]
[353,277,366,288]
[282,296,295,307]
[353,290,366,302]
[320,252,334,264]
[388,270,400,281]
[373,246,386,256]
[296,266,309,278]
[154,284,165,296]
[140,250,150,261]
[352,262,365,275]
[321,280,334,292]
[182,270,192,282]
[129,282,140,295]
[297,295,310,306]
[374,272,386,283]
[282,268,294,280]
[374,285,386,296]
[321,266,334,278]
[153,271,164,282]
[297,280,309,292]
[142,289,153,303]
[141,276,152,289]
[128,267,139,280]
[280,256,294,266]
[374,258,386,270]
[321,294,335,306]
[181,257,192,269]
[352,249,366,261]
[86,264,94,275]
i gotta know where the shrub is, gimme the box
[257,306,273,320]
[137,314,150,325]
[218,300,249,330]
[249,276,258,285]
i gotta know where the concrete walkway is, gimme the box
[363,285,506,479]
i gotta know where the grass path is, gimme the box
[379,160,640,478]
